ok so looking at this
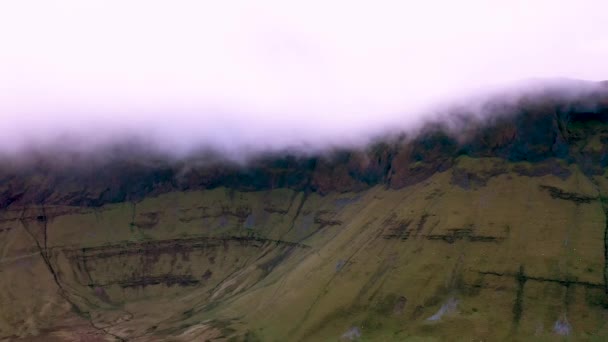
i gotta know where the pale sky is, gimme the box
[1,0,607,155]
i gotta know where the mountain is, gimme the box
[1,81,608,341]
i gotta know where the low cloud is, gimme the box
[1,0,607,159]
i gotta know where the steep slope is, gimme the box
[2,83,608,341]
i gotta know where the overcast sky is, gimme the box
[1,0,607,156]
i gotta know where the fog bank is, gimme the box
[1,1,607,157]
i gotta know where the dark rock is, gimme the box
[0,85,607,208]
[539,185,597,204]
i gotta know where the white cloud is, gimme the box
[0,0,607,155]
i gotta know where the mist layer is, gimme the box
[1,0,607,155]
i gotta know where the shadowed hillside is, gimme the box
[2,82,608,341]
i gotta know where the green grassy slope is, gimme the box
[2,156,608,341]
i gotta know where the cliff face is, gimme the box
[2,84,608,341]
[2,84,607,208]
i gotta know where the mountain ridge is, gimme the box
[2,81,607,208]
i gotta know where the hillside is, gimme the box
[2,82,608,341]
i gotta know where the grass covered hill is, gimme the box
[1,81,608,341]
